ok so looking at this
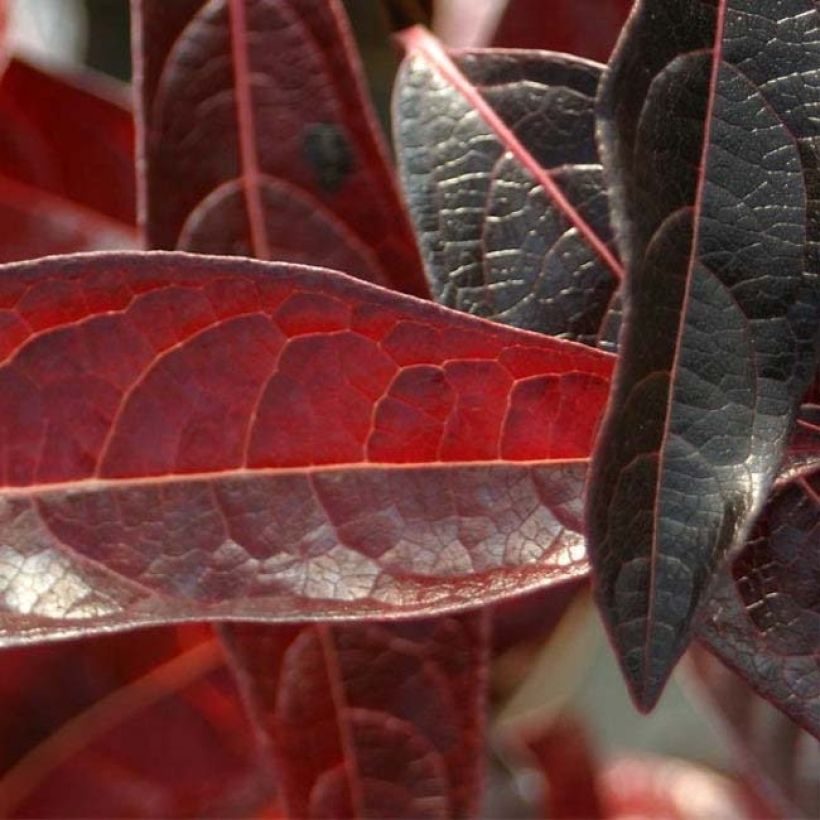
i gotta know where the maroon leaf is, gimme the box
[134,0,427,296]
[0,177,135,264]
[0,58,135,225]
[0,58,137,262]
[0,251,612,645]
[394,29,622,346]
[491,0,632,62]
[223,613,487,817]
[587,0,820,708]
[504,714,604,819]
[685,647,820,818]
[0,628,274,818]
[696,467,820,741]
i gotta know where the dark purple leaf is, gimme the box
[685,647,820,817]
[223,613,487,817]
[394,28,622,346]
[697,467,820,741]
[587,0,820,709]
[134,0,427,296]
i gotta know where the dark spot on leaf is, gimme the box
[302,123,354,192]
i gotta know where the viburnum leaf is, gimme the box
[134,0,427,296]
[685,646,820,817]
[587,0,820,708]
[0,59,136,261]
[0,250,611,646]
[697,465,820,741]
[0,627,275,817]
[223,613,487,817]
[491,0,632,62]
[394,29,622,345]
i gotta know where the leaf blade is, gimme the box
[587,0,820,708]
[134,0,427,295]
[0,250,612,646]
[393,28,622,345]
[223,614,487,817]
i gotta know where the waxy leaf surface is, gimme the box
[224,614,486,818]
[395,29,621,346]
[136,0,426,295]
[0,251,611,646]
[492,0,632,62]
[587,0,820,708]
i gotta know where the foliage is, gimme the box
[0,0,817,816]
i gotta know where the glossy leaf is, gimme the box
[491,0,632,62]
[394,28,622,346]
[135,0,427,296]
[0,628,275,817]
[587,0,820,708]
[0,250,612,646]
[685,647,820,817]
[223,613,487,817]
[697,467,820,741]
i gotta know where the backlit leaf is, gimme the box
[0,251,612,646]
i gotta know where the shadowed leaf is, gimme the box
[697,466,820,741]
[685,647,820,817]
[135,0,426,295]
[223,614,487,817]
[492,0,632,62]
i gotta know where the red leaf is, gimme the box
[0,58,137,262]
[0,628,274,817]
[0,58,135,225]
[0,177,135,263]
[491,0,632,62]
[0,251,612,644]
[134,0,427,296]
[505,715,604,819]
[223,613,487,817]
